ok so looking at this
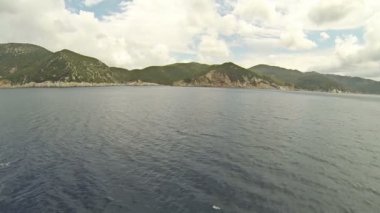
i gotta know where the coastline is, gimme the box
[0,80,366,96]
[0,81,296,92]
[0,81,160,89]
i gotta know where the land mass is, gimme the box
[1,43,380,94]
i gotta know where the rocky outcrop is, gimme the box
[174,70,279,89]
[0,81,122,88]
[0,80,160,88]
[0,79,11,87]
[126,80,160,86]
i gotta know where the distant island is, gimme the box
[1,43,380,94]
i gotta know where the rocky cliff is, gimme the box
[174,70,278,89]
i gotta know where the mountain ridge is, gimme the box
[250,64,380,94]
[1,43,380,94]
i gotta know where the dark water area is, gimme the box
[0,86,379,213]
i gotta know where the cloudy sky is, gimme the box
[1,0,379,79]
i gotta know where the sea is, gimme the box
[0,86,379,213]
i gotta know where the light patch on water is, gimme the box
[0,162,10,169]
[212,205,221,210]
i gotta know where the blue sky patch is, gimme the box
[308,27,365,49]
[64,0,127,18]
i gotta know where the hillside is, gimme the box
[250,65,346,92]
[0,43,52,83]
[325,74,380,94]
[0,43,113,84]
[173,62,278,88]
[110,62,279,88]
[0,43,281,88]
[1,43,380,94]
[250,64,380,93]
[114,62,211,85]
[37,49,114,83]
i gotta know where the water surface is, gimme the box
[0,87,379,212]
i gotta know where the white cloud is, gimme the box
[233,0,277,23]
[236,50,336,72]
[308,0,373,29]
[360,13,380,62]
[0,0,222,69]
[320,32,330,40]
[309,0,358,24]
[280,28,317,50]
[197,33,230,63]
[334,35,362,61]
[311,17,380,79]
[83,0,104,7]
[0,0,380,79]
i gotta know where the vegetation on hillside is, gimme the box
[1,43,380,94]
[251,65,346,92]
[117,62,211,85]
[0,44,113,83]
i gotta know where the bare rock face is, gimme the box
[174,70,279,89]
[0,79,11,87]
[126,80,160,86]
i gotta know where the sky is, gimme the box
[0,0,379,80]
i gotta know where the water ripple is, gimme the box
[0,87,379,212]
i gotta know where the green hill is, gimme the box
[325,74,380,94]
[0,43,279,88]
[0,43,52,83]
[249,64,303,86]
[296,72,345,91]
[171,62,278,88]
[250,65,346,92]
[0,43,113,84]
[116,62,211,85]
[1,43,380,94]
[111,62,278,88]
[250,64,380,93]
[37,49,114,83]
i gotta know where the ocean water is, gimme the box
[0,86,379,213]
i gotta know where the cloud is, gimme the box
[308,0,372,29]
[83,0,104,7]
[309,0,355,24]
[320,32,330,40]
[0,0,380,79]
[312,16,380,79]
[334,35,362,61]
[360,13,380,61]
[0,0,223,69]
[236,50,334,72]
[197,33,230,63]
[280,28,317,50]
[233,0,277,23]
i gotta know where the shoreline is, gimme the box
[0,81,161,89]
[0,81,373,96]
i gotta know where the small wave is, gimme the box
[200,133,224,139]
[0,162,10,169]
[273,116,291,121]
[212,205,221,210]
[175,130,191,136]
